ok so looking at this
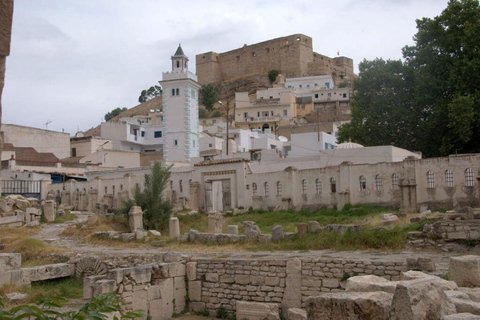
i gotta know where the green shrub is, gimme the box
[216,305,228,319]
[268,70,279,82]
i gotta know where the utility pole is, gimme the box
[218,100,230,156]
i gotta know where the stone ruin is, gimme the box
[0,195,46,227]
[4,249,480,319]
[409,206,480,251]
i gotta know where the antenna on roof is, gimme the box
[44,120,51,130]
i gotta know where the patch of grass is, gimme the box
[27,277,83,304]
[177,214,208,233]
[0,228,66,267]
[226,205,397,233]
[251,219,430,252]
[53,210,76,223]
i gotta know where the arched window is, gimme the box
[330,178,336,193]
[264,182,269,196]
[176,60,179,68]
[170,180,173,189]
[252,183,257,196]
[359,176,366,191]
[112,185,115,195]
[171,88,175,96]
[276,181,282,196]
[120,184,123,191]
[427,171,435,189]
[105,186,108,194]
[315,179,321,194]
[176,88,180,96]
[301,179,308,195]
[179,180,183,193]
[465,168,475,187]
[375,174,382,191]
[445,169,454,187]
[392,174,399,190]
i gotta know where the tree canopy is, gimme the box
[199,83,220,111]
[338,0,480,157]
[104,107,127,122]
[138,85,162,103]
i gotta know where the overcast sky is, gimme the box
[3,0,449,135]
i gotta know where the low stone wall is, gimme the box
[430,220,480,240]
[189,256,407,316]
[84,262,186,320]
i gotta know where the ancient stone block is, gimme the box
[227,225,239,235]
[128,206,143,232]
[380,213,399,225]
[206,273,219,282]
[83,275,106,299]
[282,258,301,317]
[287,308,306,320]
[22,263,75,284]
[132,289,148,316]
[296,223,308,235]
[155,278,174,319]
[322,278,340,289]
[244,221,261,241]
[208,211,223,233]
[272,225,283,242]
[186,262,197,281]
[306,291,392,320]
[236,301,280,320]
[0,253,21,271]
[443,314,480,320]
[190,301,206,312]
[131,265,152,284]
[450,256,480,287]
[174,276,186,313]
[170,262,186,277]
[189,280,202,302]
[0,269,23,287]
[459,288,480,302]
[169,217,180,239]
[259,234,271,243]
[390,278,456,320]
[120,233,135,242]
[308,221,321,233]
[346,275,397,294]
[43,200,56,222]
[15,199,30,210]
[93,280,117,295]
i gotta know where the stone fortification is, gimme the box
[196,34,355,86]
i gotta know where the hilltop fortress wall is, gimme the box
[196,34,355,85]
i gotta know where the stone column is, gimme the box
[169,217,180,239]
[208,211,223,233]
[189,181,200,210]
[43,200,56,222]
[400,179,417,213]
[87,189,98,212]
[128,206,143,232]
[281,258,302,317]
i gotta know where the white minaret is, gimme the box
[160,45,200,162]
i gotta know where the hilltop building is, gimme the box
[196,34,355,86]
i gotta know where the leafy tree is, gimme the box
[268,70,279,83]
[339,0,480,157]
[120,162,172,230]
[138,85,162,103]
[199,83,220,111]
[104,107,127,122]
[0,293,142,319]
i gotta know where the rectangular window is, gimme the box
[283,110,287,116]
[307,84,310,88]
[271,111,274,116]
[141,131,145,137]
[325,83,330,89]
[257,112,260,117]
[154,131,162,138]
[287,85,292,88]
[193,139,195,147]
[315,94,319,98]
[202,120,206,125]
[299,84,303,88]
[71,148,76,157]
[343,93,347,98]
[209,143,213,147]
[328,93,332,97]
[244,112,248,118]
[314,83,318,87]
[174,139,178,146]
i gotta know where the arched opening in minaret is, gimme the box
[176,60,180,68]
